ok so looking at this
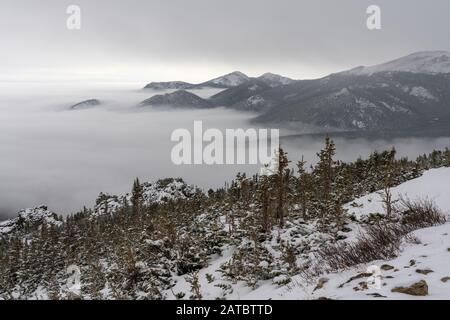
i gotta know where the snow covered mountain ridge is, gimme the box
[139,51,450,136]
[143,51,450,92]
[207,71,250,87]
[258,73,295,87]
[143,71,294,90]
[348,51,450,75]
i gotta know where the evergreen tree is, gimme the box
[313,136,337,230]
[445,147,450,167]
[131,178,144,216]
[297,156,312,220]
[276,147,290,228]
[257,174,274,234]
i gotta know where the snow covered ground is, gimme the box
[165,168,450,300]
[304,223,450,300]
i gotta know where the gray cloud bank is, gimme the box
[1,0,450,81]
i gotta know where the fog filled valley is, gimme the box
[0,83,246,219]
[1,82,450,220]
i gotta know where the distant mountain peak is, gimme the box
[259,72,284,78]
[258,73,294,87]
[205,71,250,87]
[143,71,250,90]
[142,71,295,91]
[230,71,247,76]
[348,51,450,75]
[140,90,212,108]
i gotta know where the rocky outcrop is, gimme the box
[93,178,196,217]
[0,205,62,239]
[391,280,429,296]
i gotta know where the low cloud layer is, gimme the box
[0,84,260,219]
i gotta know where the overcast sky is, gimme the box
[1,0,450,83]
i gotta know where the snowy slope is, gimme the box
[346,167,450,220]
[165,221,450,299]
[165,168,450,300]
[349,51,450,75]
[301,223,450,300]
[224,222,450,300]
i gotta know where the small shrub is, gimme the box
[317,198,445,271]
[186,271,202,300]
[397,197,446,231]
[317,222,404,270]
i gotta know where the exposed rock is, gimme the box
[391,280,428,296]
[341,226,352,233]
[416,269,434,275]
[366,293,387,298]
[381,264,395,271]
[339,273,372,288]
[440,277,450,283]
[353,281,369,291]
